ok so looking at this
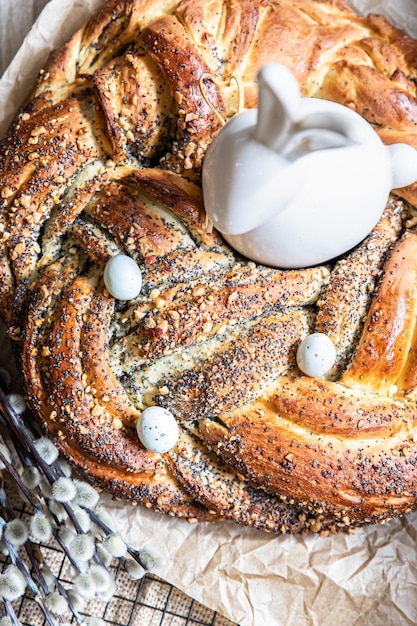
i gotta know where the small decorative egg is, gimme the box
[103,255,142,301]
[296,333,336,378]
[136,406,179,454]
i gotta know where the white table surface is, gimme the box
[0,0,50,77]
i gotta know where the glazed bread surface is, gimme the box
[2,0,417,533]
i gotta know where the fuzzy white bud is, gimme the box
[66,588,86,612]
[4,519,28,547]
[73,507,92,533]
[94,507,117,533]
[57,458,72,477]
[124,558,146,580]
[40,564,55,588]
[103,533,126,558]
[137,548,165,573]
[0,616,13,626]
[74,573,97,599]
[30,514,52,542]
[6,393,26,415]
[45,591,68,615]
[68,534,95,563]
[72,481,100,508]
[58,526,76,546]
[21,466,41,490]
[33,437,59,464]
[51,477,77,503]
[0,565,26,601]
[48,499,67,522]
[89,565,115,593]
[96,579,117,602]
[39,476,53,499]
[96,544,113,568]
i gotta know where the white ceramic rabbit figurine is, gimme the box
[202,63,417,268]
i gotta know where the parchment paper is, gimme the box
[2,2,417,625]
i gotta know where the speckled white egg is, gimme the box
[103,255,142,301]
[136,407,179,454]
[296,333,336,378]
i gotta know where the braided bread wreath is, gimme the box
[2,0,417,535]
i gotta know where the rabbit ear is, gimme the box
[387,143,417,190]
[254,63,302,152]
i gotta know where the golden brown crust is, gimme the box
[168,430,349,533]
[2,0,417,531]
[21,262,211,520]
[342,232,417,396]
[198,381,417,523]
[196,232,417,523]
[315,198,406,377]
